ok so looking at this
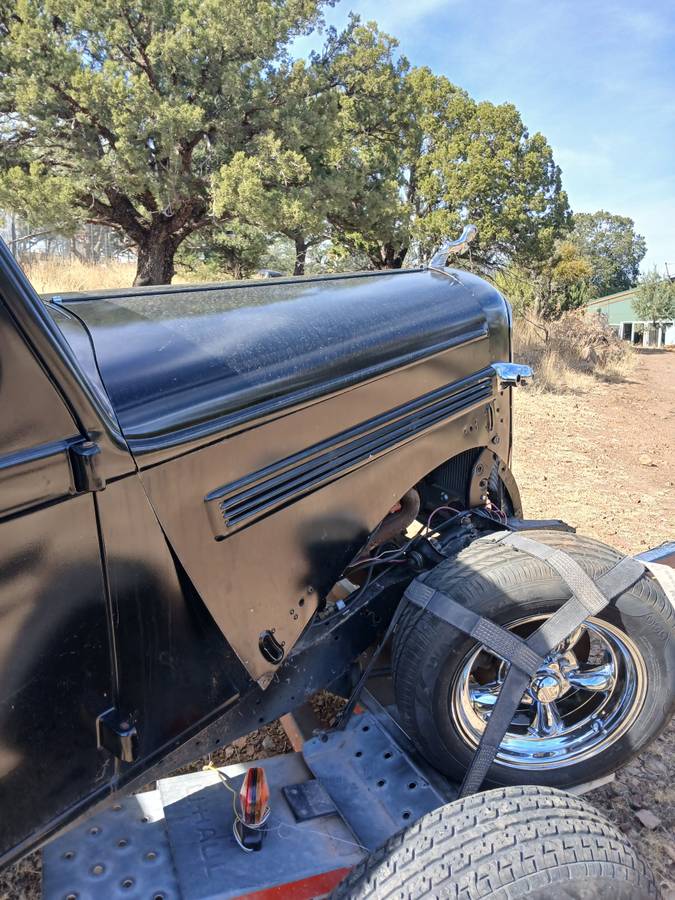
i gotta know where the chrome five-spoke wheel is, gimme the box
[450,614,647,769]
[393,530,675,789]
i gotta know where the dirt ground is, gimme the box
[512,348,675,556]
[512,348,675,899]
[1,349,673,899]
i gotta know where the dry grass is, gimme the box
[19,256,213,295]
[21,257,138,294]
[513,312,634,392]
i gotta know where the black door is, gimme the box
[0,287,114,863]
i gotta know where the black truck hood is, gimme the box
[50,268,508,459]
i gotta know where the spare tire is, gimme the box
[331,785,658,899]
[392,530,675,789]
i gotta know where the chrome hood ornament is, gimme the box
[429,224,478,271]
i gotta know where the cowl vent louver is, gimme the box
[205,369,494,539]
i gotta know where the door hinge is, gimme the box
[97,708,138,763]
[69,440,106,493]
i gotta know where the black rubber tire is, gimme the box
[392,529,675,789]
[330,785,658,899]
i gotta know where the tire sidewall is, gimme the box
[407,574,675,788]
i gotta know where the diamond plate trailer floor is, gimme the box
[42,687,614,900]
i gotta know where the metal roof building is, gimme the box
[585,286,675,347]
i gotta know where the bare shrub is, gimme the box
[513,312,634,392]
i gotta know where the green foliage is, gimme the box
[570,211,646,297]
[177,223,268,281]
[405,70,570,271]
[0,163,80,234]
[0,3,632,292]
[214,18,411,273]
[0,0,328,283]
[320,20,412,269]
[213,133,321,274]
[633,269,675,326]
[494,240,593,320]
[324,58,570,271]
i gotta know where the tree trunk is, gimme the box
[70,238,85,263]
[134,229,177,285]
[373,242,408,270]
[294,236,308,276]
[9,213,17,260]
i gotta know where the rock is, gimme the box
[643,757,667,777]
[224,746,235,759]
[232,736,247,749]
[261,735,276,751]
[638,454,656,467]
[634,809,661,830]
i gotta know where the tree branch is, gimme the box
[47,82,117,146]
[121,8,160,90]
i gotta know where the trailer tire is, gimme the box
[392,529,675,789]
[330,785,657,899]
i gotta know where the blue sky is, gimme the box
[296,0,675,273]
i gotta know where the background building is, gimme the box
[586,287,675,347]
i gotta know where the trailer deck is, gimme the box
[42,684,613,900]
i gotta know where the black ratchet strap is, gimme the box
[403,531,645,797]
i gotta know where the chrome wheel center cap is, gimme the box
[530,671,564,702]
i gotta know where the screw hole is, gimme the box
[112,804,122,812]
[145,851,158,861]
[402,811,411,821]
[299,598,305,607]
[65,894,78,900]
[117,839,128,848]
[121,878,134,889]
[89,827,101,836]
[383,751,392,759]
[408,782,417,790]
[258,716,264,723]
[355,751,363,758]
[154,895,165,900]
[377,779,386,787]
[91,864,105,876]
[140,816,149,824]
[62,851,75,861]
[362,725,369,732]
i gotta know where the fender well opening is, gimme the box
[414,448,522,520]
